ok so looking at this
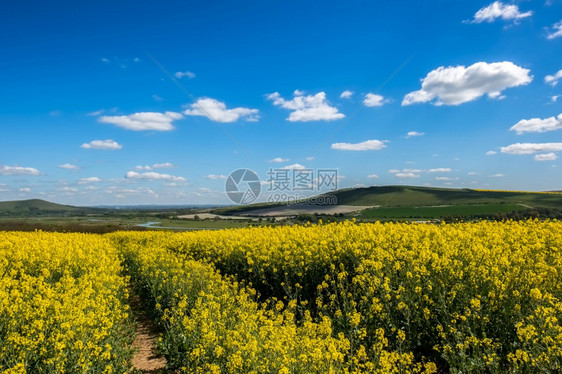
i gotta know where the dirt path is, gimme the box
[128,286,167,373]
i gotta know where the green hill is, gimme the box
[327,185,562,208]
[0,199,83,216]
[214,185,562,219]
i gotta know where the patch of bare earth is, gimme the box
[128,286,167,373]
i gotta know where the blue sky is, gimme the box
[1,0,561,205]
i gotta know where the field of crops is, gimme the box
[2,220,562,373]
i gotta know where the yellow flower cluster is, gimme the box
[110,219,562,372]
[0,232,133,373]
[3,220,560,372]
[116,238,350,373]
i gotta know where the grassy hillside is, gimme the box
[328,185,562,208]
[215,185,562,218]
[0,199,83,216]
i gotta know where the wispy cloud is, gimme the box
[402,62,532,106]
[534,153,557,161]
[486,150,497,155]
[207,174,228,180]
[331,139,387,151]
[406,131,424,138]
[79,177,102,184]
[340,90,353,99]
[267,91,344,122]
[135,162,175,171]
[270,157,289,163]
[500,142,562,154]
[428,168,451,173]
[546,20,562,40]
[468,1,532,24]
[126,171,186,182]
[99,112,183,131]
[81,139,122,150]
[174,71,196,79]
[184,98,259,122]
[58,163,80,170]
[510,113,562,134]
[282,163,307,170]
[87,109,104,116]
[545,69,562,86]
[0,165,41,176]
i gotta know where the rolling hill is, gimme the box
[0,199,84,216]
[214,185,562,219]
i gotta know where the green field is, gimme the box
[330,186,562,208]
[359,203,527,219]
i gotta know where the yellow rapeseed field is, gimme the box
[0,232,133,373]
[2,220,561,373]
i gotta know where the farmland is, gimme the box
[2,220,562,372]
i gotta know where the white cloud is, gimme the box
[367,174,379,179]
[153,162,174,169]
[184,98,259,122]
[79,177,102,184]
[174,71,196,79]
[546,20,562,40]
[331,139,387,151]
[406,131,424,138]
[135,162,175,171]
[207,174,228,180]
[99,111,183,131]
[545,70,562,86]
[267,91,344,122]
[363,93,385,107]
[270,157,289,163]
[389,168,422,178]
[87,109,104,116]
[486,150,497,155]
[436,176,459,181]
[395,172,420,178]
[0,165,41,176]
[58,163,79,170]
[501,142,562,154]
[428,168,451,173]
[491,173,504,177]
[552,95,560,103]
[534,153,558,161]
[305,156,315,161]
[469,1,532,23]
[81,139,122,150]
[19,187,31,192]
[468,171,478,175]
[340,90,353,99]
[402,61,532,106]
[282,163,307,170]
[510,114,562,134]
[152,94,164,102]
[125,171,186,182]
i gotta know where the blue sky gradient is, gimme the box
[1,0,561,205]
